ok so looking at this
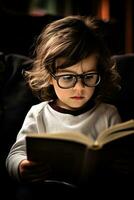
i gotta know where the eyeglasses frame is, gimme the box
[50,72,101,89]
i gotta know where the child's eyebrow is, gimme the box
[57,69,97,74]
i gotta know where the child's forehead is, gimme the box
[56,54,98,70]
[56,57,66,67]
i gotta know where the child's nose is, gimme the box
[73,79,85,89]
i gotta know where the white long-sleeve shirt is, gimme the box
[6,101,121,180]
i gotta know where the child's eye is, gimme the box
[85,74,94,80]
[61,75,74,81]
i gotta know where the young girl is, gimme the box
[6,15,121,186]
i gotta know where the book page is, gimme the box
[26,119,134,150]
[96,119,134,146]
[26,131,95,147]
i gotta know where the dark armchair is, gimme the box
[111,54,134,121]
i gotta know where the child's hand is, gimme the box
[18,159,51,183]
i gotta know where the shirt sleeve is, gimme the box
[5,106,39,181]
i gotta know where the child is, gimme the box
[6,15,121,189]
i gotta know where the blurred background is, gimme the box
[0,0,133,56]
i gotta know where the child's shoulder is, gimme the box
[30,101,50,114]
[97,102,118,112]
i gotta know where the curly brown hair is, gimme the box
[24,15,120,103]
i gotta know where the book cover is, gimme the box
[26,119,134,185]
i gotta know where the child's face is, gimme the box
[50,54,99,110]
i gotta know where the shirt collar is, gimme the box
[49,100,95,116]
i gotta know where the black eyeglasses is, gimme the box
[50,72,101,89]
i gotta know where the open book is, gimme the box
[26,119,134,185]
